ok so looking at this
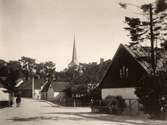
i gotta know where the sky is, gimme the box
[0,0,154,71]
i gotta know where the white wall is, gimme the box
[102,88,138,99]
[47,86,54,100]
[34,89,41,100]
[0,88,9,101]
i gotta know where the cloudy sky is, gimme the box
[0,0,154,71]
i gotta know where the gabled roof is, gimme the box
[41,81,70,92]
[19,79,44,90]
[41,81,51,92]
[123,44,152,74]
[124,44,167,73]
[100,43,167,88]
[52,81,70,92]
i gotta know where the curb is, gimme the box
[40,100,60,107]
[0,106,13,111]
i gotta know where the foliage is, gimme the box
[19,56,36,79]
[0,60,22,93]
[121,0,167,48]
[19,56,56,81]
[56,60,111,98]
[120,0,167,119]
[135,74,167,119]
[103,96,126,114]
[88,87,101,100]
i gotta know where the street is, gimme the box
[0,98,167,125]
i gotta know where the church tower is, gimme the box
[68,35,79,68]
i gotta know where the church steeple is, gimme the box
[68,35,79,67]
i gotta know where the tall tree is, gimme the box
[19,56,36,80]
[120,0,167,118]
[121,0,167,47]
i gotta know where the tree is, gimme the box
[0,60,22,105]
[121,0,167,47]
[135,74,167,119]
[43,61,56,80]
[19,56,36,80]
[120,0,167,73]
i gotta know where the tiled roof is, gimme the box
[51,81,70,92]
[124,44,167,73]
[41,81,51,92]
[41,81,70,92]
[123,44,152,74]
[19,79,44,90]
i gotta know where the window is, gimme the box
[120,69,123,78]
[120,66,128,79]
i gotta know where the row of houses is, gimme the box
[18,78,70,101]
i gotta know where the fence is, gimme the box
[123,99,143,116]
[0,101,9,108]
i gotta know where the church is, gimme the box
[68,35,80,69]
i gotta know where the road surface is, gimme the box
[0,98,167,125]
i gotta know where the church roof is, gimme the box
[68,36,79,67]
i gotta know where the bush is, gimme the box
[135,74,167,119]
[103,96,126,114]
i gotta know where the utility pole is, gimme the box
[149,4,156,75]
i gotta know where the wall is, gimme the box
[0,88,8,101]
[102,87,138,99]
[20,89,32,98]
[47,86,54,100]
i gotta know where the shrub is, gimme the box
[135,74,167,119]
[104,96,126,114]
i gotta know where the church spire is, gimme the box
[68,34,79,67]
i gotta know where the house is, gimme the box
[41,81,71,103]
[99,44,167,114]
[19,78,44,98]
[52,81,71,105]
[0,83,9,108]
[100,44,150,100]
[41,80,54,100]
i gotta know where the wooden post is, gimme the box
[32,76,35,99]
[149,4,156,75]
[74,98,76,107]
[129,99,132,115]
[137,100,140,115]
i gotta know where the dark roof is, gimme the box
[19,79,44,90]
[124,44,167,73]
[100,44,167,88]
[41,81,51,92]
[123,44,152,74]
[51,81,70,92]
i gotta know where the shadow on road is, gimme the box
[8,111,151,125]
[8,116,84,122]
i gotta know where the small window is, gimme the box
[120,66,128,79]
[120,69,123,78]
[126,68,128,78]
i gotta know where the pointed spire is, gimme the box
[68,34,79,67]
